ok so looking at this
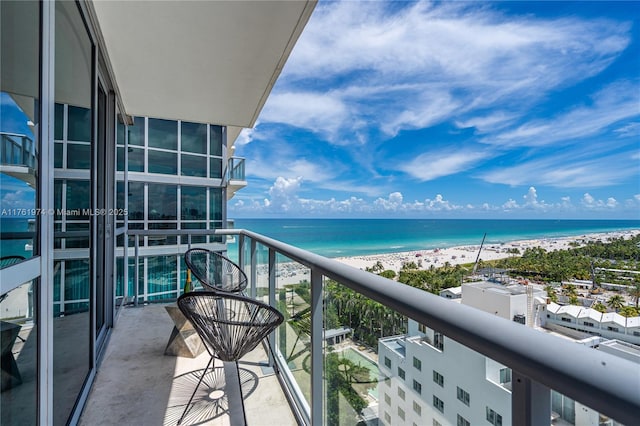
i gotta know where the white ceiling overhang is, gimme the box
[90,0,315,130]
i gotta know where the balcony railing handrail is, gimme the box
[221,228,639,424]
[119,227,639,423]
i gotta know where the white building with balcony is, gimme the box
[379,281,635,426]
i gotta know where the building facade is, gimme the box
[378,282,632,426]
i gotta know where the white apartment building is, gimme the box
[379,281,636,426]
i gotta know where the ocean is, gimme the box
[233,219,640,258]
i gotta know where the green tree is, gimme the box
[606,294,625,312]
[619,306,639,318]
[544,285,558,303]
[593,302,607,313]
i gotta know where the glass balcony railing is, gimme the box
[0,132,36,169]
[227,156,245,182]
[110,228,638,425]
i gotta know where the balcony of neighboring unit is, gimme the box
[0,132,37,187]
[226,156,246,200]
[67,228,639,426]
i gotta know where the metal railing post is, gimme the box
[512,370,551,426]
[134,234,139,306]
[250,239,257,299]
[268,248,276,366]
[310,268,323,426]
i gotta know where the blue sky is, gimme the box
[229,0,640,219]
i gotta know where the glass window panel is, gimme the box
[210,157,222,178]
[148,149,177,175]
[66,143,91,169]
[55,142,63,167]
[209,221,224,243]
[148,118,177,150]
[128,147,144,172]
[181,222,206,244]
[209,188,222,221]
[146,255,178,297]
[127,182,145,220]
[181,121,206,154]
[181,186,207,220]
[182,154,207,177]
[116,146,124,171]
[55,103,64,140]
[66,180,90,220]
[148,183,177,220]
[1,0,40,264]
[67,105,91,142]
[148,222,177,246]
[210,125,222,156]
[0,281,38,425]
[128,116,144,146]
[65,222,90,248]
[117,120,125,145]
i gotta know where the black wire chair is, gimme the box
[177,291,284,425]
[184,248,248,294]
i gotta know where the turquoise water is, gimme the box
[233,219,640,258]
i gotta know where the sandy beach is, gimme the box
[262,229,640,285]
[332,229,640,273]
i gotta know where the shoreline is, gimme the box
[332,229,640,273]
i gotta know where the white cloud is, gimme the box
[485,82,640,147]
[399,149,490,181]
[480,150,638,188]
[581,193,620,210]
[267,1,630,142]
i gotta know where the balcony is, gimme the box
[225,157,247,200]
[0,132,37,186]
[80,229,639,425]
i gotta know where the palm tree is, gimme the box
[606,294,625,312]
[593,302,607,313]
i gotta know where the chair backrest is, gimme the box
[177,291,284,362]
[184,248,248,294]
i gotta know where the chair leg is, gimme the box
[177,356,214,426]
[236,361,248,426]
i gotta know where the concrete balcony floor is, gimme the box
[80,303,296,426]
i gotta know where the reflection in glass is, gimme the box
[128,147,144,172]
[67,106,91,142]
[0,281,38,425]
[128,116,144,146]
[146,255,178,300]
[0,0,39,264]
[209,188,222,221]
[54,1,92,424]
[127,182,145,220]
[66,180,90,220]
[148,222,177,246]
[67,143,90,169]
[148,118,177,150]
[181,186,206,220]
[54,142,63,167]
[55,103,64,140]
[210,125,223,156]
[182,154,207,177]
[148,149,177,175]
[210,157,222,179]
[181,222,206,244]
[181,121,207,154]
[148,183,177,220]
